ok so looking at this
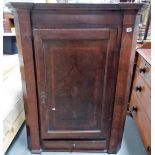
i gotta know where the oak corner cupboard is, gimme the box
[7,2,144,154]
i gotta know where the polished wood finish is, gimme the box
[130,91,151,153]
[6,4,41,153]
[42,140,107,151]
[34,28,118,140]
[137,48,151,65]
[136,54,151,86]
[129,48,151,154]
[7,2,144,153]
[132,70,151,118]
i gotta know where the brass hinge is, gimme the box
[40,91,46,104]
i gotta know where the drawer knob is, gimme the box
[147,145,151,153]
[135,86,142,92]
[140,68,146,73]
[132,106,138,112]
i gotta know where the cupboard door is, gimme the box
[33,28,119,140]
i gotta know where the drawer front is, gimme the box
[132,71,151,120]
[137,55,151,87]
[42,140,107,151]
[130,92,151,154]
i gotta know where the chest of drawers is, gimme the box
[129,48,151,154]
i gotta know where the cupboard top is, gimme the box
[7,2,144,12]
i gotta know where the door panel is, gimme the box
[33,29,118,139]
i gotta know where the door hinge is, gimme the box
[40,91,46,104]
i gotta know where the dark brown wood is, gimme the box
[108,11,141,153]
[7,2,144,153]
[33,28,119,140]
[42,140,107,151]
[6,3,41,153]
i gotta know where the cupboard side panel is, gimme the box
[108,12,140,153]
[13,9,40,153]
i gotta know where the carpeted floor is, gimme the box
[6,116,146,155]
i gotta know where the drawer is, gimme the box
[129,92,151,154]
[42,140,107,151]
[132,72,151,120]
[137,55,151,87]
